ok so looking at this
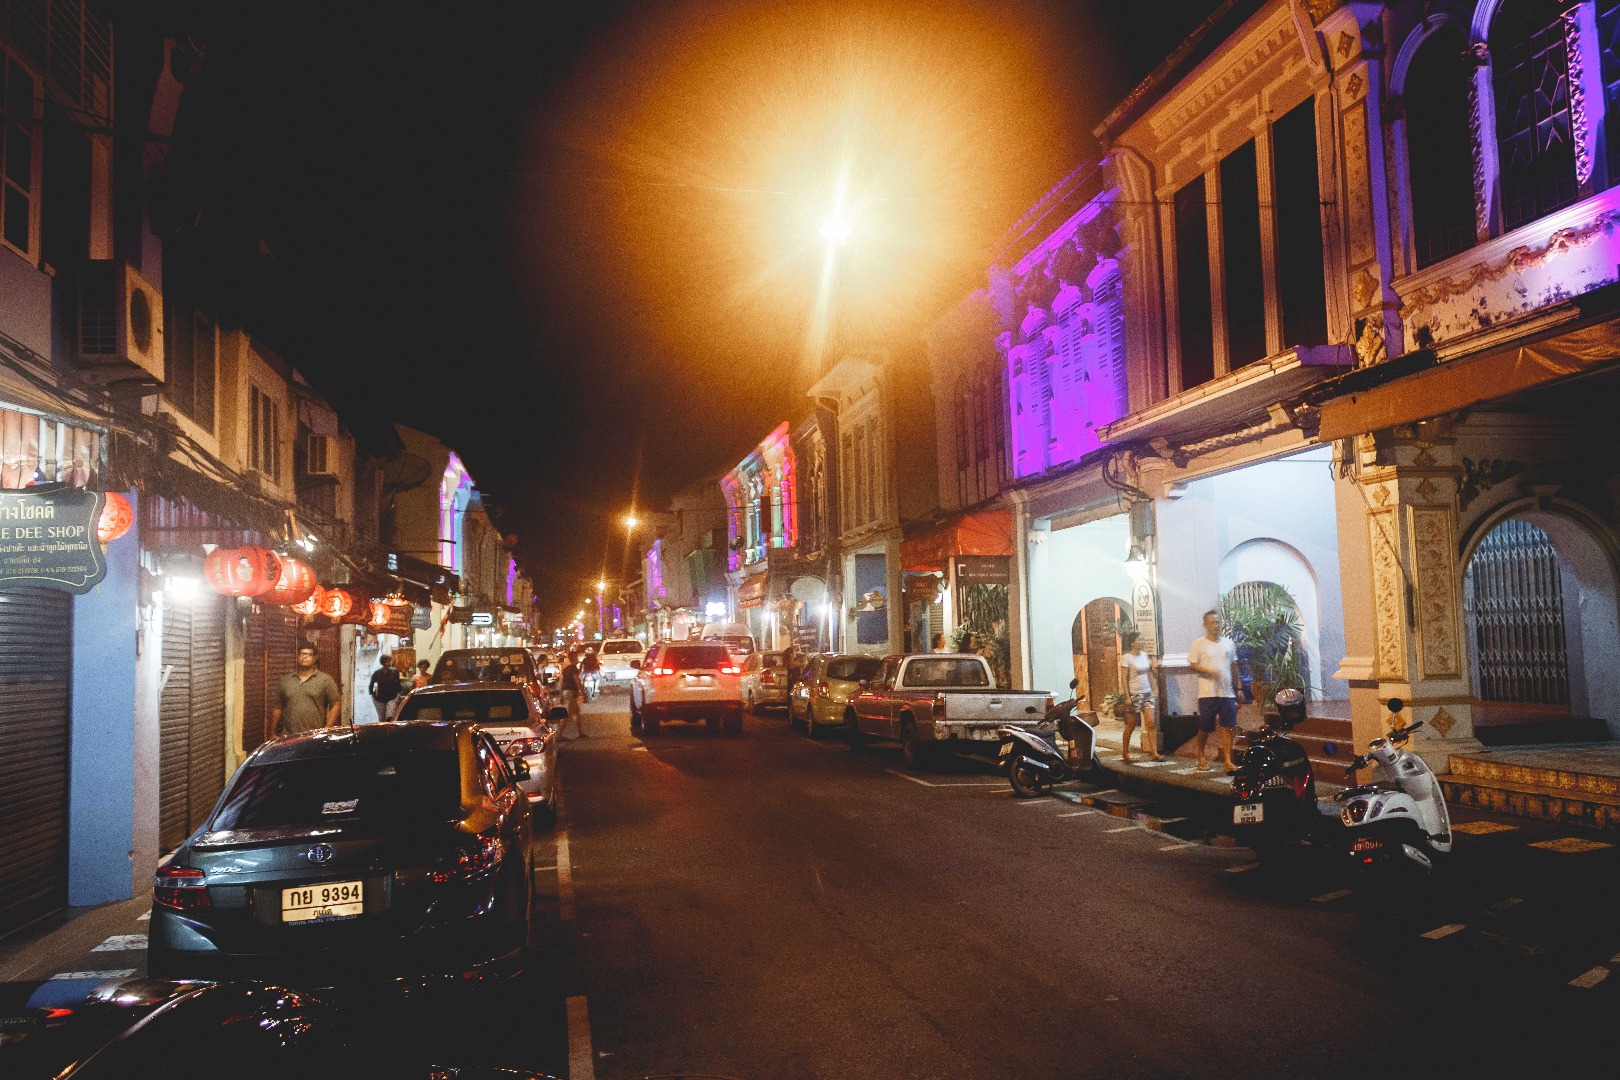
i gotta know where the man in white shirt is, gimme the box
[1187,609,1241,772]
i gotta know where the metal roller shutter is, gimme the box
[0,587,73,937]
[265,609,301,737]
[187,595,228,833]
[158,603,192,851]
[243,608,266,755]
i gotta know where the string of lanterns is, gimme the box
[199,545,393,626]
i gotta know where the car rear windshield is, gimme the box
[397,690,529,724]
[664,644,732,670]
[761,652,785,667]
[904,657,991,687]
[826,657,883,682]
[432,651,534,683]
[602,640,643,655]
[722,636,754,655]
[210,750,462,830]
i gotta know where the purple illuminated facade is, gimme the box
[993,177,1128,479]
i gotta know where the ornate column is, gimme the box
[1346,419,1483,768]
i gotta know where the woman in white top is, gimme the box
[1118,631,1163,763]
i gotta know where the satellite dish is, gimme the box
[790,576,827,603]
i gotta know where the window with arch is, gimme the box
[1405,24,1477,266]
[1492,0,1580,232]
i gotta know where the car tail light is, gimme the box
[721,666,740,675]
[933,693,947,718]
[760,671,775,684]
[653,667,675,677]
[508,738,543,755]
[432,835,502,884]
[152,865,210,911]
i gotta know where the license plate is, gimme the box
[282,880,364,923]
[1351,836,1382,853]
[1233,802,1264,825]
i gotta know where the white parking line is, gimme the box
[1225,863,1258,873]
[1569,966,1610,989]
[137,910,150,922]
[883,770,1005,788]
[557,830,575,922]
[566,994,596,1080]
[50,969,135,981]
[1104,825,1137,834]
[1421,924,1467,940]
[1480,897,1523,918]
[1158,843,1189,852]
[1056,811,1097,818]
[90,935,148,953]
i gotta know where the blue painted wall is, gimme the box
[67,492,138,906]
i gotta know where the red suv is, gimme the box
[629,642,744,736]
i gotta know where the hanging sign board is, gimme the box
[470,611,495,627]
[411,604,433,630]
[0,487,107,594]
[1131,578,1159,656]
[953,555,1010,587]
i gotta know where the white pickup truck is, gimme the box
[847,653,1053,768]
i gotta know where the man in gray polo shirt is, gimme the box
[273,644,342,735]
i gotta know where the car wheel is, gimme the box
[847,712,866,749]
[804,709,818,739]
[630,703,643,735]
[901,720,928,769]
[644,711,661,735]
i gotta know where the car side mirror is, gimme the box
[857,679,870,691]
[547,706,569,722]
[630,659,641,669]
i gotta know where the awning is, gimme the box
[1099,344,1350,446]
[901,508,1013,571]
[736,574,767,609]
[1316,319,1620,442]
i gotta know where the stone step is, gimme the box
[1440,773,1620,833]
[1449,754,1620,798]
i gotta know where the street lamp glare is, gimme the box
[623,513,640,530]
[820,214,851,247]
[596,579,606,592]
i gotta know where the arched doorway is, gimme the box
[1070,597,1129,709]
[1465,513,1620,733]
[1221,581,1309,702]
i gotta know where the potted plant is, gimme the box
[1097,691,1126,722]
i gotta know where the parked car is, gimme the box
[430,648,539,688]
[790,653,882,738]
[629,642,743,736]
[147,721,534,986]
[741,650,790,712]
[848,653,1052,767]
[699,622,757,660]
[595,637,645,688]
[394,681,563,828]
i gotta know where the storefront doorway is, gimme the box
[1071,597,1128,710]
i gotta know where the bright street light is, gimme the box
[623,513,640,530]
[819,213,851,246]
[596,579,606,592]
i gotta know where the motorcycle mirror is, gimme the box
[1069,678,1079,690]
[1386,696,1405,713]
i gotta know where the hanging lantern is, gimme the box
[96,493,134,544]
[262,556,317,606]
[292,585,327,617]
[369,600,391,627]
[319,587,355,620]
[205,546,282,597]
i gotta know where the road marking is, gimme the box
[1529,837,1612,853]
[557,830,575,922]
[50,969,136,981]
[1569,966,1610,989]
[883,770,1004,788]
[1158,843,1189,852]
[137,910,150,922]
[631,746,648,752]
[566,994,596,1080]
[90,935,147,953]
[1225,864,1258,873]
[1480,897,1523,918]
[1104,825,1137,834]
[1086,789,1122,798]
[1057,811,1096,818]
[1421,924,1467,940]
[1452,820,1518,835]
[1312,889,1354,903]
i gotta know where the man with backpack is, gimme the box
[367,654,403,724]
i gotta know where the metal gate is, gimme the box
[0,587,73,937]
[243,605,300,754]
[1466,518,1569,705]
[159,595,229,851]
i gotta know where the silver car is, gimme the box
[395,681,562,828]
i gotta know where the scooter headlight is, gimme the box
[1342,800,1369,825]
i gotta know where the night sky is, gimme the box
[135,0,1226,621]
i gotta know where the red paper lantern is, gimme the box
[319,587,355,620]
[204,546,281,597]
[96,493,134,544]
[262,556,317,606]
[368,600,391,627]
[292,585,327,617]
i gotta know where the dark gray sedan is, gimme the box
[146,721,534,987]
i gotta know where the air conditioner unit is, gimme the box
[77,261,165,385]
[304,433,338,479]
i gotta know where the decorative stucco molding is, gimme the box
[1368,507,1408,680]
[1398,209,1620,316]
[1564,8,1594,187]
[1409,505,1461,680]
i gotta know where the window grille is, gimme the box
[1492,1,1580,232]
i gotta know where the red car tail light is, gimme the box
[152,865,211,911]
[933,693,947,718]
[432,835,502,884]
[721,666,740,675]
[653,666,675,677]
[760,671,775,684]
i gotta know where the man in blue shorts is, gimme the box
[1187,609,1242,772]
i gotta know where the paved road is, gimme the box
[3,695,1615,1078]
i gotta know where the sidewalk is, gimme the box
[1090,715,1343,806]
[0,897,150,1009]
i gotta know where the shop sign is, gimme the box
[411,604,433,630]
[954,555,1010,587]
[470,611,495,627]
[1131,578,1158,655]
[501,610,522,627]
[0,487,107,594]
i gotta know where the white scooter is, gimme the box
[1335,697,1452,874]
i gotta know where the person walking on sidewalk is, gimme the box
[274,645,341,735]
[367,654,402,724]
[1118,631,1163,764]
[412,659,431,689]
[1187,610,1242,772]
[558,652,586,739]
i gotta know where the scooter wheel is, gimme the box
[1008,753,1046,799]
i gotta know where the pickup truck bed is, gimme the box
[848,653,1052,767]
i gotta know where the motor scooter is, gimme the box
[1230,688,1343,864]
[1334,697,1452,874]
[997,680,1101,798]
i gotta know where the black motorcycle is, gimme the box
[1229,688,1341,863]
[997,680,1101,798]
